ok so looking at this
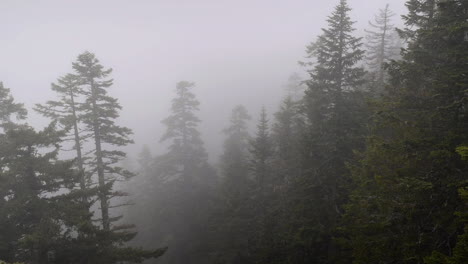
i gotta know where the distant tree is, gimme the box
[158,81,207,181]
[365,4,400,92]
[222,105,252,197]
[125,81,216,264]
[137,145,153,176]
[249,107,272,188]
[284,73,305,101]
[272,96,304,184]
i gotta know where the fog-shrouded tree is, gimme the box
[221,105,252,198]
[249,107,272,188]
[285,72,305,101]
[365,4,400,93]
[70,51,166,263]
[35,74,88,192]
[290,0,367,263]
[0,82,27,128]
[158,81,207,182]
[0,122,75,264]
[72,51,134,231]
[0,82,28,261]
[272,96,304,185]
[124,81,217,264]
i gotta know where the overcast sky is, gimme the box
[0,0,408,161]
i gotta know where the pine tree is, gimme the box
[128,81,214,264]
[70,51,166,263]
[272,96,304,184]
[365,4,400,92]
[249,107,272,188]
[284,73,305,101]
[222,105,252,197]
[35,74,87,192]
[290,0,367,262]
[0,82,27,127]
[158,81,207,181]
[212,105,253,263]
[0,123,76,264]
[72,51,134,231]
[0,82,28,261]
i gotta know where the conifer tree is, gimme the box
[0,123,76,264]
[272,96,304,184]
[72,51,134,231]
[344,0,468,263]
[128,81,213,264]
[0,82,28,261]
[291,0,367,262]
[365,4,399,92]
[70,52,166,263]
[0,82,27,127]
[211,105,253,263]
[249,107,272,188]
[158,81,207,181]
[35,74,87,191]
[222,105,252,197]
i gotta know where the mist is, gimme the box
[1,0,406,159]
[2,1,467,264]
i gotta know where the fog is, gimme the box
[7,1,455,264]
[1,0,406,160]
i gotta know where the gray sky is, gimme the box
[0,0,407,161]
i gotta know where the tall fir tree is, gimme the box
[72,51,134,231]
[70,51,166,263]
[291,0,367,262]
[249,107,272,188]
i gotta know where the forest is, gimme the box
[0,0,468,263]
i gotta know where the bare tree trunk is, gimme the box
[70,91,86,192]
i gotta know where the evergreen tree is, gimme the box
[158,81,207,181]
[284,73,305,101]
[0,82,27,127]
[222,105,252,198]
[290,0,367,262]
[344,1,468,263]
[0,82,28,261]
[272,96,304,184]
[72,51,134,231]
[249,107,272,188]
[35,73,87,192]
[212,105,253,264]
[127,81,216,264]
[0,123,75,264]
[365,4,400,92]
[70,51,166,263]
